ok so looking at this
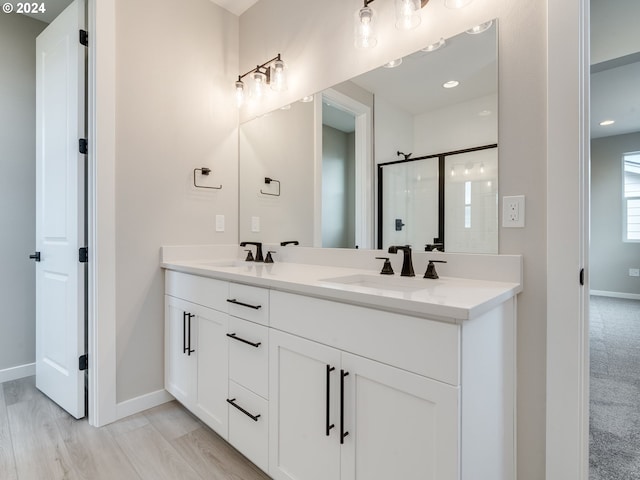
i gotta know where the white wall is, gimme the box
[114,0,238,402]
[239,100,315,246]
[0,14,46,377]
[240,1,547,478]
[414,93,498,155]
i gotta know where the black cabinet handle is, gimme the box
[187,313,195,356]
[182,312,187,354]
[340,370,349,444]
[226,333,261,348]
[227,398,261,422]
[226,298,262,310]
[326,365,335,436]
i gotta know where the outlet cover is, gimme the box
[630,268,640,277]
[503,195,525,228]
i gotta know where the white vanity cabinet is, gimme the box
[164,271,229,437]
[268,290,514,480]
[163,262,516,480]
[268,293,460,480]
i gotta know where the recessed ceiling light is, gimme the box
[421,38,446,53]
[280,104,291,110]
[478,109,492,116]
[383,58,403,68]
[301,95,314,103]
[466,21,493,34]
[443,80,460,89]
[599,119,615,126]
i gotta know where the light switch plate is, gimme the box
[503,195,525,228]
[215,215,225,232]
[630,268,640,277]
[251,216,260,233]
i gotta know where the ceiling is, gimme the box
[209,0,260,16]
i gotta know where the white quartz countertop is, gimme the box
[162,258,521,322]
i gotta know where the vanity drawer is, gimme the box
[228,316,269,398]
[227,283,269,325]
[228,380,269,474]
[270,291,460,386]
[165,271,229,312]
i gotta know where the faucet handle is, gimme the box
[244,249,255,262]
[375,257,394,275]
[424,260,447,279]
[265,251,276,264]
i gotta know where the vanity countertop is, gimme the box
[162,258,521,322]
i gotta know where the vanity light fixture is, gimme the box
[443,80,460,89]
[599,119,615,126]
[354,0,429,48]
[466,20,493,34]
[421,37,445,52]
[234,54,288,108]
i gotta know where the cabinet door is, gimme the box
[195,304,229,438]
[269,330,341,480]
[165,295,198,409]
[341,352,460,480]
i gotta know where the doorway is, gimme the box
[588,1,640,474]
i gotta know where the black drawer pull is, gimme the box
[227,298,262,310]
[326,365,335,436]
[226,333,261,348]
[340,370,349,444]
[187,313,195,356]
[227,398,261,422]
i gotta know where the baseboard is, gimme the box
[115,389,174,420]
[0,362,35,384]
[590,290,640,301]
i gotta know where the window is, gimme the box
[624,152,640,241]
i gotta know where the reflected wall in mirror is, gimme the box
[239,20,498,253]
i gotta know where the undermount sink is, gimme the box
[319,274,430,293]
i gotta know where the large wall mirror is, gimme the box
[239,20,498,253]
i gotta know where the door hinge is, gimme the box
[79,138,88,154]
[79,29,88,47]
[579,268,585,286]
[79,354,88,371]
[79,247,88,263]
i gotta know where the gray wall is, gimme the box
[0,14,46,374]
[322,125,355,248]
[591,132,640,295]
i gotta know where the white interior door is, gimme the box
[35,0,86,419]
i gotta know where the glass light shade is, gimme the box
[354,6,377,49]
[395,0,421,31]
[235,80,245,108]
[444,0,472,8]
[421,37,446,52]
[270,58,288,92]
[250,71,267,101]
[466,20,493,34]
[383,58,403,68]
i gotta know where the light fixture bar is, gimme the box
[235,53,287,108]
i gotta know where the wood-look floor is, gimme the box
[0,376,270,480]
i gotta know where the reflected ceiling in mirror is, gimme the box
[239,20,498,253]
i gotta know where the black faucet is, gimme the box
[240,242,264,262]
[387,245,415,277]
[280,240,299,246]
